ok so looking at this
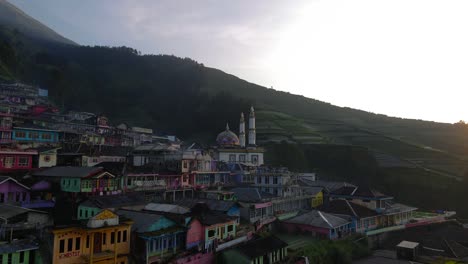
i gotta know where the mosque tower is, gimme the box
[239,112,246,148]
[248,106,256,146]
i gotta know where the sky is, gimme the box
[10,0,468,123]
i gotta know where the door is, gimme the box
[94,232,102,253]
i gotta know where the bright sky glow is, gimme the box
[10,0,468,123]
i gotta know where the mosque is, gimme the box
[214,106,264,166]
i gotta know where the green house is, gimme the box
[33,166,120,195]
[0,240,39,264]
[77,194,146,220]
[222,236,288,264]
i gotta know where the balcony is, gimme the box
[92,250,116,261]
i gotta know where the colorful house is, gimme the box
[77,194,146,220]
[281,210,353,240]
[33,166,121,195]
[116,209,186,263]
[52,209,132,264]
[319,199,380,233]
[0,240,39,264]
[222,236,288,264]
[0,149,37,172]
[231,188,276,226]
[12,126,59,145]
[0,176,30,204]
[329,186,417,228]
[186,214,238,251]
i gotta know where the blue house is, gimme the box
[116,209,186,264]
[12,126,59,144]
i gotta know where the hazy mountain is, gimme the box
[0,0,76,46]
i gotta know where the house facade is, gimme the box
[0,149,37,172]
[52,210,132,264]
[0,176,30,204]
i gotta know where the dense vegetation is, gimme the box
[287,236,371,264]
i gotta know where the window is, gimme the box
[257,176,261,184]
[30,132,39,139]
[207,229,216,238]
[67,238,73,252]
[43,155,51,162]
[229,154,236,162]
[239,155,246,162]
[59,239,65,253]
[227,225,234,232]
[19,251,25,262]
[265,177,269,184]
[117,231,121,243]
[18,157,29,167]
[123,230,127,242]
[252,155,258,164]
[7,254,12,264]
[86,235,90,248]
[111,232,115,244]
[14,131,26,138]
[75,237,81,250]
[41,133,52,140]
[273,176,278,185]
[3,156,14,168]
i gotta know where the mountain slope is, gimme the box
[0,0,76,46]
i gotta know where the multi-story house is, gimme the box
[12,126,59,146]
[52,210,132,264]
[330,186,417,230]
[0,149,37,172]
[116,209,186,264]
[33,166,121,196]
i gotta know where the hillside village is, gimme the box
[0,81,467,264]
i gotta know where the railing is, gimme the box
[216,235,250,252]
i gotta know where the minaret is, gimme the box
[239,112,246,148]
[248,106,256,146]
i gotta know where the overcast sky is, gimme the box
[10,0,468,123]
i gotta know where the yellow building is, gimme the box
[310,188,324,208]
[52,210,133,264]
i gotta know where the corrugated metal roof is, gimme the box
[144,203,190,214]
[284,210,350,229]
[33,166,105,178]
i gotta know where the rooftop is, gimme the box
[397,240,419,249]
[144,203,190,215]
[235,236,288,259]
[80,194,146,209]
[0,239,39,254]
[320,200,379,218]
[116,209,169,233]
[33,166,107,178]
[283,210,351,229]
